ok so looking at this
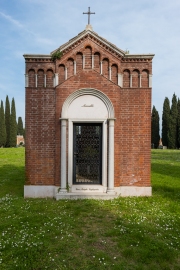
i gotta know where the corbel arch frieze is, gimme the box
[37,68,45,73]
[122,69,131,88]
[102,57,110,63]
[94,51,101,57]
[123,69,130,75]
[66,58,75,77]
[75,51,83,61]
[84,44,92,50]
[111,62,119,67]
[45,68,54,74]
[141,69,150,88]
[76,51,83,55]
[109,61,119,69]
[141,68,149,74]
[58,61,66,68]
[132,68,140,74]
[28,67,38,74]
[27,68,36,74]
[80,45,92,55]
[66,57,75,63]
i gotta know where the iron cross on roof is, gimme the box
[83,7,95,25]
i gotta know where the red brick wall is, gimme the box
[123,69,130,87]
[53,69,151,187]
[141,69,149,88]
[28,69,35,87]
[25,88,55,185]
[102,58,109,79]
[94,52,100,72]
[67,59,74,78]
[84,46,92,69]
[46,70,54,87]
[132,69,140,87]
[25,37,152,188]
[117,88,151,187]
[76,52,83,72]
[59,65,65,84]
[111,64,118,84]
[37,69,44,87]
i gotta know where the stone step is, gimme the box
[56,192,118,200]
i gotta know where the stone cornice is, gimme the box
[23,54,51,59]
[51,29,155,61]
[124,54,155,59]
[23,29,155,62]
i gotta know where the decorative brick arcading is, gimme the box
[24,30,154,193]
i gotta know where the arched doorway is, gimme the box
[59,88,115,195]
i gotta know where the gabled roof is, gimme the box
[24,25,154,60]
[51,25,126,57]
[51,25,154,60]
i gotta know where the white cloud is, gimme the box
[0,11,23,28]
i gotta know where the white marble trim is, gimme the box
[24,186,56,198]
[61,88,114,119]
[68,119,107,190]
[24,185,152,198]
[149,74,152,88]
[25,74,28,87]
[115,186,152,197]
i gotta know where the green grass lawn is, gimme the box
[0,148,180,270]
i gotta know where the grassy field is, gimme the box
[0,148,180,270]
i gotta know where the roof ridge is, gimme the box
[51,28,125,57]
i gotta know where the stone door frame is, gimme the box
[69,119,107,192]
[60,88,115,194]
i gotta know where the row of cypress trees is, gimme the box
[0,96,24,147]
[151,93,180,149]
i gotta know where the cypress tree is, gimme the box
[168,93,178,149]
[177,98,180,149]
[17,117,24,135]
[162,97,170,147]
[0,101,7,147]
[151,105,160,148]
[9,98,17,147]
[5,95,10,147]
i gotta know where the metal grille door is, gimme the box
[73,123,102,184]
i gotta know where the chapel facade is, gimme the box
[24,24,154,199]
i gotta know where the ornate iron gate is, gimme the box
[73,123,102,184]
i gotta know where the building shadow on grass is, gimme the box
[152,184,180,202]
[152,162,180,201]
[0,164,25,197]
[152,162,180,179]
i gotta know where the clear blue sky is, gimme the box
[0,0,180,134]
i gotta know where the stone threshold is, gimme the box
[56,192,118,200]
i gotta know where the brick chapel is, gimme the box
[23,22,154,199]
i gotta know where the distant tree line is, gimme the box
[0,96,25,147]
[1,94,180,149]
[152,93,180,149]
